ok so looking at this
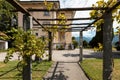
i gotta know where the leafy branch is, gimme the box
[3,28,47,64]
[90,0,119,31]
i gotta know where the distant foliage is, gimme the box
[72,37,78,49]
[0,0,17,48]
[115,41,120,51]
[89,25,103,48]
[93,43,103,52]
[83,40,89,48]
[0,0,16,31]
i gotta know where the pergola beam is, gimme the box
[6,0,30,15]
[27,7,108,12]
[33,26,83,32]
[33,26,94,30]
[43,23,90,26]
[34,23,90,26]
[12,7,108,12]
[71,26,94,28]
[37,17,95,21]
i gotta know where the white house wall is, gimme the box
[0,41,8,50]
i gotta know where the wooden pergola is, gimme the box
[6,0,120,80]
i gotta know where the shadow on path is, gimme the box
[43,61,89,80]
[61,50,120,59]
[63,53,79,57]
[83,51,120,59]
[43,62,68,80]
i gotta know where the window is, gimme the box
[44,11,50,16]
[35,33,38,36]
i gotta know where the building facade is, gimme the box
[18,0,75,49]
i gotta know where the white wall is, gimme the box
[0,41,8,50]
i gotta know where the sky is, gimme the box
[60,0,97,38]
[20,0,117,38]
[60,0,118,38]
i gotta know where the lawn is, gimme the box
[81,59,120,80]
[0,61,52,80]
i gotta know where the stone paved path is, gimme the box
[43,49,89,80]
[43,62,89,80]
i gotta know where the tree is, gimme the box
[3,28,47,80]
[0,0,16,30]
[83,40,89,48]
[89,24,103,48]
[72,37,78,49]
[90,0,119,80]
[0,0,17,47]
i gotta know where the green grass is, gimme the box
[0,61,52,80]
[81,59,120,80]
[112,59,120,80]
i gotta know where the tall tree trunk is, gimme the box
[22,56,32,80]
[103,11,113,80]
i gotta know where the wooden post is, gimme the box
[48,31,52,61]
[103,11,113,80]
[22,14,32,80]
[23,56,32,80]
[79,31,83,62]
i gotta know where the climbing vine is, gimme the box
[89,0,119,49]
[3,28,47,63]
[90,0,119,31]
[44,0,53,11]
